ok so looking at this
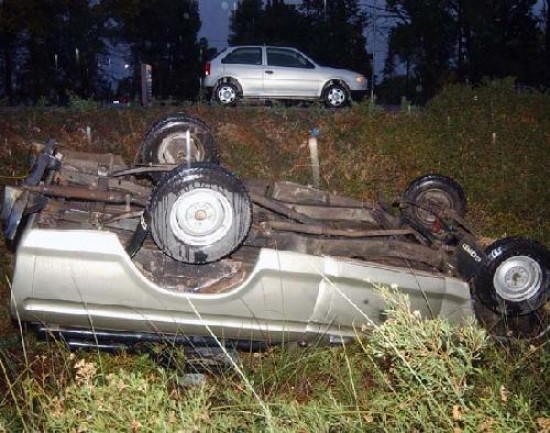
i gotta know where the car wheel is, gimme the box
[148,163,252,264]
[140,114,219,166]
[402,174,466,239]
[474,237,550,316]
[323,84,349,108]
[215,83,239,106]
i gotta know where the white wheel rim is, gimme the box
[157,132,201,164]
[169,188,233,246]
[327,88,345,106]
[493,255,542,302]
[218,86,236,104]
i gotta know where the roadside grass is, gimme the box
[1,79,548,241]
[0,79,549,431]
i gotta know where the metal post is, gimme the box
[371,0,377,102]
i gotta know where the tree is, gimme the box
[102,0,202,100]
[229,0,309,49]
[51,0,106,99]
[262,0,307,46]
[385,0,455,101]
[228,0,265,45]
[0,0,24,102]
[543,0,550,87]
[0,0,106,103]
[300,0,371,75]
[455,0,541,85]
[385,0,542,101]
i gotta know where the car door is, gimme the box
[263,47,322,97]
[221,47,264,96]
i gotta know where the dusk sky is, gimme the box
[198,1,235,49]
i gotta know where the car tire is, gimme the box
[402,174,466,239]
[323,84,349,108]
[214,82,239,106]
[140,114,219,166]
[473,237,550,316]
[148,163,252,264]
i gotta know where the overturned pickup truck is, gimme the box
[2,114,549,350]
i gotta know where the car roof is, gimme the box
[226,45,301,51]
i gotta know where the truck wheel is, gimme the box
[402,174,466,239]
[474,237,550,316]
[148,163,251,264]
[140,114,219,165]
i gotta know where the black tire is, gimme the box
[402,174,466,239]
[473,237,550,316]
[148,163,252,264]
[140,114,219,166]
[323,83,349,108]
[214,82,239,106]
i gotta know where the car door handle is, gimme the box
[265,70,274,75]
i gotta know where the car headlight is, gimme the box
[355,75,367,84]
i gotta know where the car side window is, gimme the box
[266,48,314,69]
[221,48,262,65]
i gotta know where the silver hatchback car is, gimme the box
[203,46,368,108]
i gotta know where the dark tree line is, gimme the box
[1,0,549,105]
[383,0,547,102]
[0,0,204,104]
[0,0,105,104]
[100,0,203,101]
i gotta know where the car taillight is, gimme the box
[204,62,211,76]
